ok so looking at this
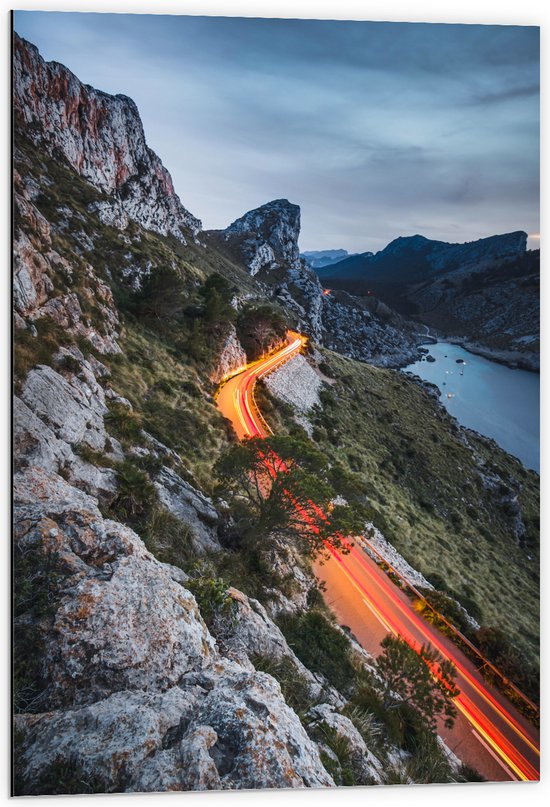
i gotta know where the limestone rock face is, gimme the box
[16,664,334,793]
[210,325,247,384]
[220,199,302,275]
[50,551,216,705]
[308,703,385,784]
[13,169,121,354]
[13,338,336,792]
[186,665,334,790]
[13,34,200,242]
[22,364,109,452]
[154,466,221,554]
[264,353,323,436]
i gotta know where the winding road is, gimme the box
[215,331,540,783]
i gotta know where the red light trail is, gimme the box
[215,332,540,782]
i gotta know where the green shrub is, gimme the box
[142,506,195,568]
[313,722,356,786]
[13,317,72,386]
[187,576,232,624]
[277,611,356,692]
[250,655,314,717]
[57,354,82,374]
[13,542,63,713]
[16,755,109,796]
[73,444,112,468]
[108,460,158,523]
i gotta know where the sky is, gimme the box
[13,12,540,253]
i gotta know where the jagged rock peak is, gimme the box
[13,34,201,242]
[223,199,302,275]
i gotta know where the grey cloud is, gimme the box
[13,11,539,254]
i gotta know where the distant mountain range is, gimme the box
[300,249,356,269]
[313,233,539,368]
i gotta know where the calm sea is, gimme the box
[403,342,539,472]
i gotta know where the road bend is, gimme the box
[214,332,540,783]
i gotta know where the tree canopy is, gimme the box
[375,635,460,732]
[214,434,365,556]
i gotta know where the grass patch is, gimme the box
[251,654,315,717]
[277,610,356,693]
[102,324,234,490]
[13,541,63,714]
[303,348,539,668]
[13,317,72,388]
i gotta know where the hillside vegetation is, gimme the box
[262,349,539,674]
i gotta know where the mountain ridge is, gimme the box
[13,33,201,242]
[315,230,538,366]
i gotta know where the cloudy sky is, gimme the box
[13,12,540,253]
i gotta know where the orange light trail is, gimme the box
[215,331,540,782]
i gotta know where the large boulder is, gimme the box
[154,466,221,554]
[21,364,109,451]
[16,664,335,793]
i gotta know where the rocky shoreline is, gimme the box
[444,337,539,373]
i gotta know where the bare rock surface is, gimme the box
[13,34,200,242]
[264,354,323,436]
[155,466,221,554]
[210,324,247,384]
[16,664,334,793]
[308,703,385,784]
[13,171,121,354]
[22,364,109,451]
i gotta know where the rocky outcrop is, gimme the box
[264,354,323,436]
[16,664,334,793]
[360,526,435,592]
[154,466,221,555]
[209,325,247,384]
[22,363,109,452]
[209,588,347,709]
[15,348,123,500]
[13,34,200,243]
[210,199,302,276]
[208,199,422,368]
[14,466,333,791]
[13,168,121,354]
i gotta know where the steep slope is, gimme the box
[206,202,423,368]
[13,34,201,242]
[14,34,470,795]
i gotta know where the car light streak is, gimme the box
[215,331,540,782]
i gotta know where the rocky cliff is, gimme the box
[207,201,423,368]
[218,199,302,276]
[13,34,201,242]
[12,36,405,795]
